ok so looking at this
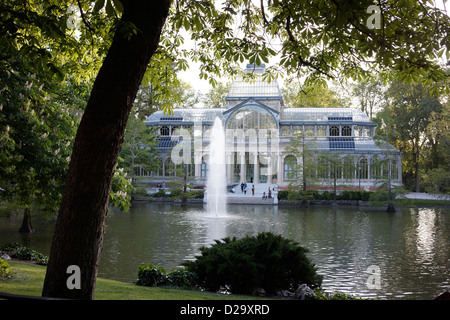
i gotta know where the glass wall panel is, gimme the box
[317,126,326,136]
[283,155,297,180]
[359,157,368,179]
[343,156,355,179]
[160,126,169,136]
[226,106,276,131]
[342,125,352,136]
[293,126,302,136]
[304,126,314,136]
[281,126,291,136]
[330,126,339,136]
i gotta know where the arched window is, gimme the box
[342,126,352,136]
[370,155,381,179]
[343,156,355,179]
[160,126,169,136]
[330,126,339,136]
[358,157,368,179]
[226,106,276,131]
[171,126,179,135]
[317,155,329,179]
[391,158,397,180]
[283,155,297,180]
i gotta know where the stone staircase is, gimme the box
[226,183,278,205]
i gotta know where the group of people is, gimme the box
[239,182,277,200]
[262,186,272,200]
[240,182,254,195]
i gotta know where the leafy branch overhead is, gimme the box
[3,0,448,112]
[73,0,450,108]
[157,0,450,96]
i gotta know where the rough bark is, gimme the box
[42,0,172,299]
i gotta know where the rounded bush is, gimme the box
[183,232,323,295]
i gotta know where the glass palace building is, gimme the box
[144,64,402,190]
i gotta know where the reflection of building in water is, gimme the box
[144,64,402,190]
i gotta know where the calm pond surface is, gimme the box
[1,202,449,300]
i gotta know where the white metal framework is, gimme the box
[144,64,402,190]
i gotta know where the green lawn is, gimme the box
[1,261,266,300]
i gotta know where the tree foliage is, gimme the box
[2,0,450,300]
[118,115,159,183]
[378,81,443,192]
[352,80,386,119]
[282,82,349,108]
[0,50,80,212]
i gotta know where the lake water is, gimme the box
[1,202,449,300]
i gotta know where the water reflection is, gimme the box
[415,208,436,264]
[1,203,449,300]
[96,203,450,300]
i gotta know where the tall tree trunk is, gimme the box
[19,208,33,233]
[42,0,172,300]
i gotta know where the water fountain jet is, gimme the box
[206,117,227,216]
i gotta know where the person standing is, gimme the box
[252,185,255,196]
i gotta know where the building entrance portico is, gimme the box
[226,151,280,185]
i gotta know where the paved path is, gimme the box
[226,185,450,204]
[403,192,450,200]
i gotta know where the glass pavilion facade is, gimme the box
[144,64,402,190]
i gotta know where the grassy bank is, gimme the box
[1,261,266,300]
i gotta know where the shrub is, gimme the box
[0,259,11,278]
[1,243,48,265]
[166,269,197,288]
[277,190,288,200]
[360,190,371,201]
[169,188,183,199]
[152,188,168,198]
[318,191,333,200]
[186,190,204,199]
[287,190,315,201]
[136,264,196,288]
[337,190,372,201]
[183,232,323,295]
[312,289,364,300]
[136,264,167,287]
[133,187,149,197]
